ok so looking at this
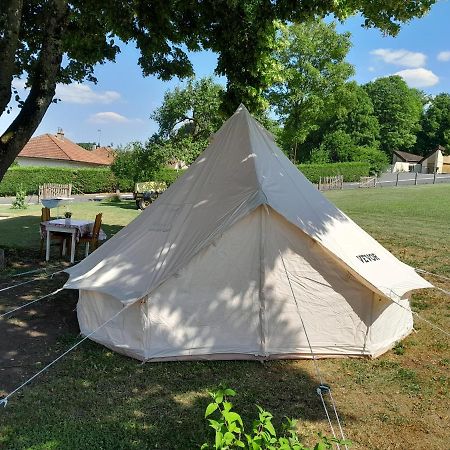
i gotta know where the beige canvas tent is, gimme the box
[64,105,432,361]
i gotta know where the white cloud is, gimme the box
[437,51,450,62]
[368,66,376,72]
[370,48,426,68]
[394,68,439,88]
[55,83,121,104]
[89,112,130,124]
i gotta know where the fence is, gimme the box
[318,175,343,191]
[38,183,72,200]
[359,176,377,188]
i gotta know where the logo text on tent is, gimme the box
[356,253,380,263]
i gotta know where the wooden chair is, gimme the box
[40,207,67,257]
[78,213,103,257]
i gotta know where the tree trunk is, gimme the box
[0,0,68,182]
[0,0,23,115]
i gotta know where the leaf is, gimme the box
[224,388,236,396]
[265,420,276,437]
[205,402,219,418]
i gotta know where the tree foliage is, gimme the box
[364,76,424,156]
[268,20,354,161]
[111,140,167,184]
[416,93,450,152]
[0,0,437,181]
[149,77,225,165]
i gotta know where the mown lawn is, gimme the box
[0,184,449,449]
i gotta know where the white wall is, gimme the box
[16,157,104,169]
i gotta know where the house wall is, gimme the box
[421,150,443,174]
[442,155,450,174]
[16,157,105,169]
[393,162,410,172]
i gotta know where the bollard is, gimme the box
[0,249,4,270]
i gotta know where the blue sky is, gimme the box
[3,1,450,147]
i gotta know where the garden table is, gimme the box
[41,219,106,263]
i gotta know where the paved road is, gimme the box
[0,192,134,205]
[343,172,450,189]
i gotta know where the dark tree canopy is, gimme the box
[0,0,437,181]
[416,93,450,152]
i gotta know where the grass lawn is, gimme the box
[0,184,449,449]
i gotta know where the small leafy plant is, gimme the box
[201,386,350,450]
[64,211,72,218]
[11,186,27,209]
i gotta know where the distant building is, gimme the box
[392,150,422,173]
[392,146,449,174]
[16,130,112,168]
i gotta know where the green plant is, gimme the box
[201,386,350,450]
[64,211,72,218]
[10,186,27,209]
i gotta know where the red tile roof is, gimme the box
[91,146,116,164]
[18,133,111,166]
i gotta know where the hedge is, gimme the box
[0,162,368,196]
[297,162,370,183]
[0,166,182,196]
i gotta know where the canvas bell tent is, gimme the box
[64,105,432,361]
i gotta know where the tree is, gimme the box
[416,93,450,152]
[268,20,354,162]
[111,139,167,184]
[150,77,224,164]
[0,0,437,181]
[364,76,424,156]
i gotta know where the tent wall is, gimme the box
[77,206,413,361]
[262,208,412,358]
[77,290,146,359]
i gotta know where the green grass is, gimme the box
[0,184,449,449]
[0,200,140,251]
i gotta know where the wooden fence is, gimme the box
[318,175,343,191]
[38,183,72,200]
[359,176,377,188]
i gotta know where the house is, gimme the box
[420,145,450,174]
[16,130,112,168]
[91,145,116,165]
[392,150,422,173]
[392,146,450,173]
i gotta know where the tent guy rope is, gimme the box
[0,288,64,319]
[0,267,67,293]
[278,249,348,449]
[0,304,130,408]
[387,290,450,339]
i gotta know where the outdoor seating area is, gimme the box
[40,208,106,263]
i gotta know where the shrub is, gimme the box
[201,386,351,450]
[297,162,370,183]
[11,186,27,209]
[353,148,389,175]
[0,166,183,197]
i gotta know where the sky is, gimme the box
[2,0,450,147]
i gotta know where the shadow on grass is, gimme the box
[0,336,351,449]
[0,265,352,449]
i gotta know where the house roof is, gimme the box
[393,150,423,163]
[18,133,111,165]
[420,145,447,163]
[91,146,116,164]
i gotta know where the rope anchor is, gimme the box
[317,384,331,396]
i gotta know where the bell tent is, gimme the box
[64,105,431,361]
